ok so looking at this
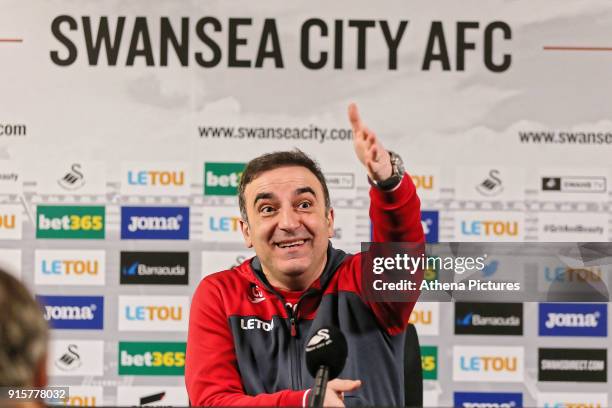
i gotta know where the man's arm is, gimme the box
[347,103,425,334]
[185,278,308,407]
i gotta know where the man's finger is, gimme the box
[348,103,362,132]
[329,379,363,392]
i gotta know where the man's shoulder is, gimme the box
[199,258,255,292]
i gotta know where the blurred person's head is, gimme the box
[238,150,335,291]
[0,269,48,406]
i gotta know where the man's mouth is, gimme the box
[275,239,308,249]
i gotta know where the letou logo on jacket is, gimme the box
[453,346,524,382]
[37,295,104,330]
[121,206,189,240]
[204,162,245,196]
[118,342,186,375]
[36,206,105,239]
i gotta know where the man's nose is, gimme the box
[278,207,300,231]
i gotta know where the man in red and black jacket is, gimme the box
[186,104,424,407]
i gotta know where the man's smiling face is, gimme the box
[240,165,334,290]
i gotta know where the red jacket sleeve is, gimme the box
[185,277,308,407]
[355,172,425,335]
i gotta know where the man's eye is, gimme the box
[260,206,275,213]
[297,201,312,209]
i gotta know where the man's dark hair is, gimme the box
[238,149,330,221]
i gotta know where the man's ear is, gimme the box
[239,219,253,248]
[327,207,335,238]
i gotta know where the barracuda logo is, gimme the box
[121,207,189,240]
[455,303,523,335]
[120,252,189,285]
[457,313,520,327]
[539,304,607,337]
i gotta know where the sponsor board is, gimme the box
[37,295,104,330]
[0,162,22,194]
[536,392,608,408]
[48,340,104,376]
[202,207,244,242]
[538,348,607,382]
[423,388,439,407]
[36,205,105,239]
[34,250,105,286]
[118,295,189,331]
[120,251,188,285]
[454,392,523,408]
[121,206,189,240]
[408,165,440,200]
[121,162,190,196]
[538,212,608,242]
[455,302,523,335]
[539,303,607,337]
[330,208,357,245]
[456,166,524,201]
[116,386,189,407]
[56,386,103,407]
[37,161,106,195]
[118,342,186,376]
[453,346,524,382]
[203,162,245,196]
[408,302,439,336]
[201,250,254,279]
[455,211,524,242]
[421,210,439,243]
[0,204,22,239]
[420,346,438,380]
[0,249,21,278]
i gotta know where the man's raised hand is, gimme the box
[348,103,392,182]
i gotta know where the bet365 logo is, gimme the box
[37,206,105,239]
[119,342,186,375]
[204,162,245,196]
[421,346,438,380]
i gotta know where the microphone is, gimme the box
[305,326,348,408]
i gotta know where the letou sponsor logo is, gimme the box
[121,206,189,240]
[539,303,607,337]
[538,348,607,382]
[408,302,439,336]
[48,340,104,376]
[37,295,104,330]
[453,346,524,382]
[121,251,189,285]
[122,162,190,196]
[204,162,245,196]
[118,342,186,376]
[116,386,189,406]
[455,303,523,336]
[454,392,523,408]
[457,211,524,242]
[537,392,608,408]
[118,295,189,331]
[36,206,105,239]
[0,249,21,278]
[35,250,105,286]
[57,386,103,407]
[0,204,22,239]
[203,207,244,242]
[420,346,438,380]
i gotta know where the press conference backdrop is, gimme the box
[0,0,611,406]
